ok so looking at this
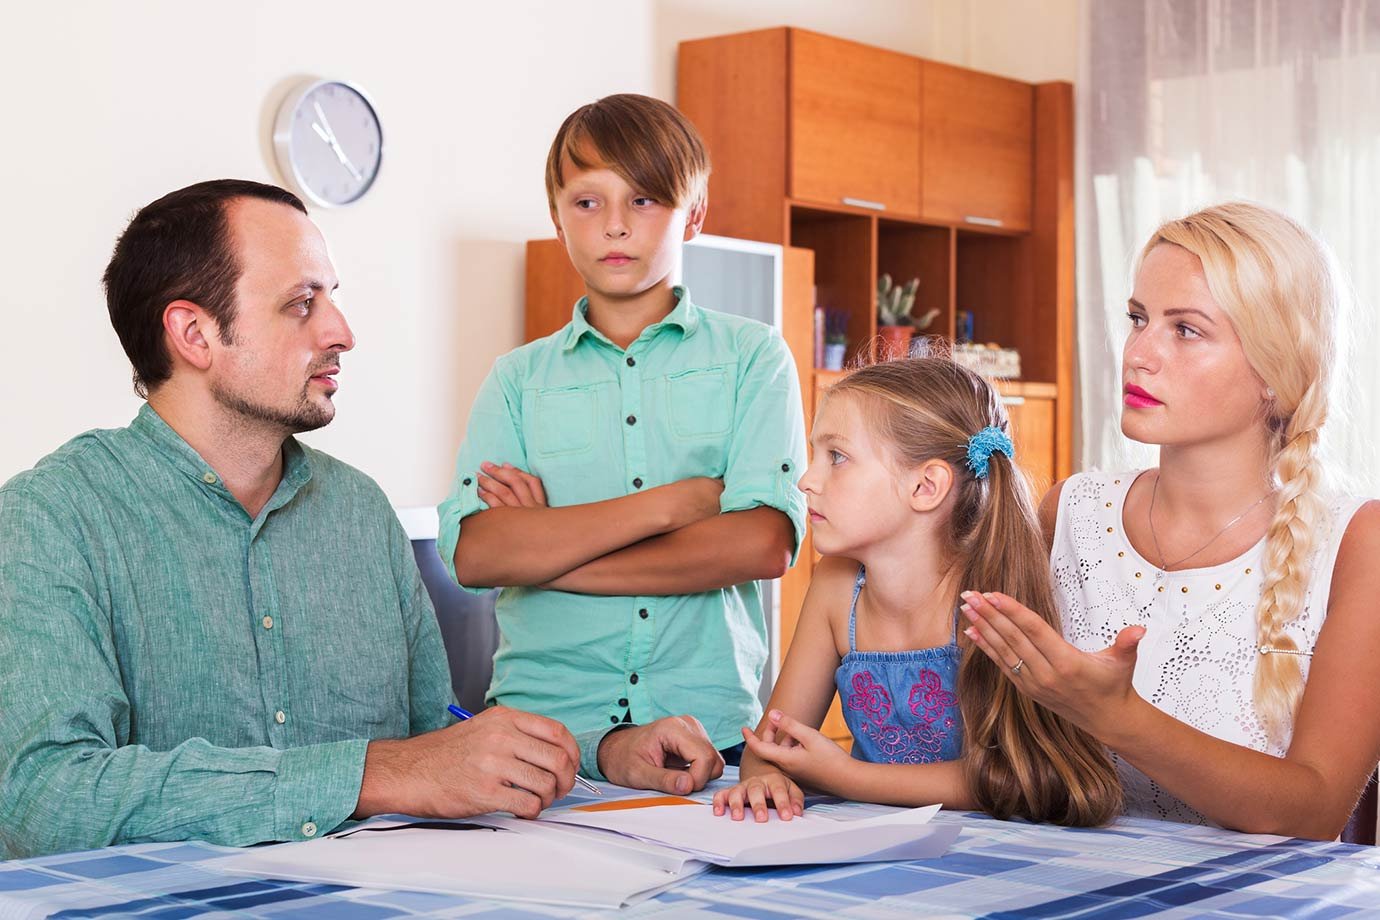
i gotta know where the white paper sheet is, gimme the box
[542,801,960,866]
[215,817,708,909]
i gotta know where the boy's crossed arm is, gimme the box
[453,463,794,595]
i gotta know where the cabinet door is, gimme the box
[1004,394,1055,496]
[790,30,921,217]
[921,62,1033,232]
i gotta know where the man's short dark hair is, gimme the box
[102,179,307,397]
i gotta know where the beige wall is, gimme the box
[0,0,1076,505]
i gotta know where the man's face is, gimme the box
[207,198,354,434]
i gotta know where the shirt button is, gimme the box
[638,608,648,619]
[201,472,217,484]
[626,415,637,426]
[262,615,274,630]
[629,673,639,685]
[462,477,473,486]
[618,697,629,707]
[275,710,286,724]
[632,477,643,489]
[610,715,619,724]
[781,463,791,472]
[626,356,636,367]
[301,821,318,837]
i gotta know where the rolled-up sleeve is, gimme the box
[0,485,368,859]
[718,330,809,563]
[437,360,530,590]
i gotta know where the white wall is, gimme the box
[0,0,1076,506]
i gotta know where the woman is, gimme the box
[960,201,1380,839]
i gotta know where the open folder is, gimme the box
[214,795,959,909]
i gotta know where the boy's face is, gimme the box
[551,153,705,303]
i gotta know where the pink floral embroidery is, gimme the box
[845,666,960,765]
[907,669,958,723]
[847,672,893,725]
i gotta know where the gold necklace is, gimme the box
[1148,474,1273,575]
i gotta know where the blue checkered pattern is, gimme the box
[2,772,1377,918]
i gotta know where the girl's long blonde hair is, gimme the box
[1141,202,1343,745]
[826,357,1122,826]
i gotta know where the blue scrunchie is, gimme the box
[966,426,1014,479]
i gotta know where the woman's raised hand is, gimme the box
[959,591,1147,738]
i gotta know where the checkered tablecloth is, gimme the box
[3,772,1378,919]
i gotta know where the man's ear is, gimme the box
[683,197,707,241]
[908,459,955,513]
[163,300,215,372]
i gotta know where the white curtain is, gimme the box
[1076,0,1380,491]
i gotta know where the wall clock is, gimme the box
[272,78,382,207]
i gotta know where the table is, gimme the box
[2,773,1378,919]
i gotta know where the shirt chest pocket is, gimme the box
[529,384,598,457]
[667,366,735,441]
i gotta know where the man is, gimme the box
[0,179,722,860]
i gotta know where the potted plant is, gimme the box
[876,274,939,359]
[823,308,849,370]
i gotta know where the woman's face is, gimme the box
[1121,243,1271,448]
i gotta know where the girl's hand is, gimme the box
[960,590,1146,738]
[712,770,804,822]
[740,710,851,795]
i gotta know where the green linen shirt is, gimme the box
[438,287,809,770]
[0,405,457,859]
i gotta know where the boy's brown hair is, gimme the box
[544,94,710,213]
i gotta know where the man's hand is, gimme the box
[354,706,580,820]
[596,715,725,795]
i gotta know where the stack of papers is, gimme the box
[534,796,960,867]
[214,794,959,909]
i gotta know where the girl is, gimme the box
[713,357,1121,826]
[961,202,1380,839]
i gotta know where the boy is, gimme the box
[438,94,808,779]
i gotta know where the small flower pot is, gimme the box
[878,325,914,360]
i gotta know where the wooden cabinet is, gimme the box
[997,382,1057,497]
[921,62,1034,232]
[790,31,922,217]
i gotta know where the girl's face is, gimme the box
[1121,243,1271,448]
[797,393,917,557]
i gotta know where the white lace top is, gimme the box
[1050,470,1366,824]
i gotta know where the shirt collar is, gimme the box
[559,285,701,352]
[131,403,313,508]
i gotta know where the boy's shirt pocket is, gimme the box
[666,363,737,441]
[528,383,599,457]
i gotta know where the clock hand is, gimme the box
[313,101,339,143]
[311,121,365,182]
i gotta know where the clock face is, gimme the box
[274,80,382,207]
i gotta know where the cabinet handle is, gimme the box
[964,215,1004,227]
[842,197,886,211]
[1001,396,1026,406]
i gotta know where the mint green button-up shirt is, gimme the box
[0,405,455,859]
[438,288,808,768]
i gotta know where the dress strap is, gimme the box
[847,565,866,652]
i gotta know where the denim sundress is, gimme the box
[835,566,964,764]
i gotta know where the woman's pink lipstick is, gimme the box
[1124,383,1162,408]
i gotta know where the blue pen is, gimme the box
[448,704,602,796]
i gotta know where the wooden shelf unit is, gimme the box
[677,27,1075,747]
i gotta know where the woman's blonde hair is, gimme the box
[825,357,1122,826]
[1140,201,1343,745]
